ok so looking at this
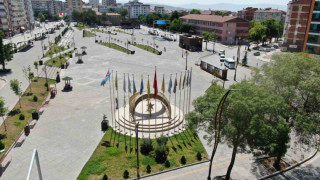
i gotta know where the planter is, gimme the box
[39,60,43,65]
[131,50,135,54]
[24,125,30,136]
[32,111,39,120]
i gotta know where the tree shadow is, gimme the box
[279,164,320,180]
[0,69,12,77]
[101,141,111,147]
[8,109,21,116]
[0,134,7,140]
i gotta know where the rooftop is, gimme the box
[181,14,247,23]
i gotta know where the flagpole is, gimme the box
[154,66,157,138]
[141,74,144,138]
[162,74,164,136]
[186,70,189,115]
[109,70,114,133]
[128,74,131,137]
[124,73,126,135]
[178,72,182,133]
[188,68,192,114]
[112,70,116,130]
[174,73,177,134]
[148,75,150,139]
[182,71,187,131]
[168,74,172,136]
[116,71,120,132]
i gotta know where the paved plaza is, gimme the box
[0,23,316,179]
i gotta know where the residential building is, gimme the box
[89,0,99,8]
[253,8,285,22]
[98,5,108,13]
[102,0,116,6]
[124,0,150,19]
[9,0,29,33]
[66,0,82,12]
[106,13,120,25]
[282,0,320,55]
[154,6,164,14]
[237,7,258,21]
[0,0,11,33]
[31,0,65,16]
[24,0,34,27]
[180,14,249,44]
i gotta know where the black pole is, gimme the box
[185,52,188,71]
[136,122,140,179]
[207,89,237,180]
[234,38,241,81]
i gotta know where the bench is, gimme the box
[29,120,37,129]
[15,135,26,147]
[0,155,11,171]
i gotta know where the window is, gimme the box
[314,1,320,11]
[307,34,319,44]
[312,13,320,22]
[306,45,316,54]
[309,24,320,33]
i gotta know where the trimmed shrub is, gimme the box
[19,114,25,120]
[123,170,129,179]
[156,135,168,146]
[164,160,170,168]
[140,138,153,155]
[33,95,38,102]
[155,145,168,163]
[181,156,186,164]
[0,141,4,150]
[196,152,202,161]
[146,165,151,173]
[102,174,108,180]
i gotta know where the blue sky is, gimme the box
[115,0,289,6]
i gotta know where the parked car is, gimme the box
[252,46,259,50]
[219,50,225,56]
[273,44,279,49]
[254,52,260,56]
[259,47,265,51]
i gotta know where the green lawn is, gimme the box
[114,29,132,35]
[45,51,74,67]
[44,45,67,57]
[0,78,56,159]
[75,23,88,30]
[133,44,161,55]
[84,30,96,37]
[77,127,208,180]
[98,42,131,54]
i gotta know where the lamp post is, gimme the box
[135,122,140,179]
[185,50,189,71]
[234,36,242,82]
[207,89,237,180]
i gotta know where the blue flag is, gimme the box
[128,74,131,93]
[173,76,177,94]
[100,71,111,86]
[140,77,144,95]
[133,75,137,94]
[168,76,172,94]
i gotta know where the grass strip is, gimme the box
[98,42,131,54]
[45,50,74,67]
[133,44,161,55]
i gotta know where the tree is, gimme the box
[22,65,34,93]
[38,12,46,22]
[140,138,153,155]
[102,174,108,180]
[190,9,201,14]
[249,22,266,44]
[187,80,290,179]
[262,18,278,43]
[170,11,180,21]
[180,23,195,34]
[0,97,8,131]
[118,8,128,20]
[10,79,22,108]
[0,30,6,71]
[242,51,248,66]
[252,53,320,146]
[138,14,146,24]
[202,32,210,50]
[3,43,13,70]
[123,170,129,179]
[34,61,39,78]
[211,32,218,53]
[170,19,180,32]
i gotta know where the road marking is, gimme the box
[165,154,253,180]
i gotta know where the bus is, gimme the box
[224,58,236,69]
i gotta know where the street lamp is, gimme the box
[207,89,237,180]
[135,122,140,179]
[184,50,189,71]
[234,36,242,82]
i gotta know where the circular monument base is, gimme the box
[113,99,186,138]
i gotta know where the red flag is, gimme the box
[186,70,189,85]
[153,70,158,99]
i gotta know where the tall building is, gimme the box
[31,0,65,15]
[154,6,164,14]
[124,0,150,19]
[253,8,285,22]
[24,0,34,27]
[9,0,29,33]
[89,0,99,8]
[0,0,11,33]
[102,0,116,6]
[237,7,258,21]
[282,0,320,55]
[66,0,82,12]
[180,14,249,44]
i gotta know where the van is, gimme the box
[224,58,236,69]
[219,50,225,56]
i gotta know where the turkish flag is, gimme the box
[153,70,158,99]
[59,12,63,16]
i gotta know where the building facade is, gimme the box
[124,0,150,19]
[154,6,164,14]
[237,7,258,21]
[9,0,28,33]
[254,8,285,22]
[283,0,320,55]
[180,14,249,44]
[0,0,11,33]
[89,0,99,8]
[24,0,34,26]
[32,0,65,15]
[66,0,82,12]
[102,0,116,6]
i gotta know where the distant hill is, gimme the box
[149,4,186,11]
[179,3,287,12]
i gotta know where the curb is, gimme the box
[132,160,210,180]
[257,145,319,180]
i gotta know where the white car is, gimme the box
[219,50,225,55]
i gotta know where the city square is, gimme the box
[0,0,320,180]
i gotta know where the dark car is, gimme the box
[254,52,260,56]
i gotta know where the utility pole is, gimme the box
[185,50,189,71]
[234,37,241,81]
[135,122,140,179]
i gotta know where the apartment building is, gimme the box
[283,0,320,55]
[154,6,164,14]
[180,14,249,44]
[89,0,99,8]
[124,0,150,19]
[9,0,29,33]
[24,0,34,26]
[66,0,82,12]
[0,0,11,32]
[254,8,285,22]
[237,7,258,21]
[32,0,65,15]
[102,0,116,6]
